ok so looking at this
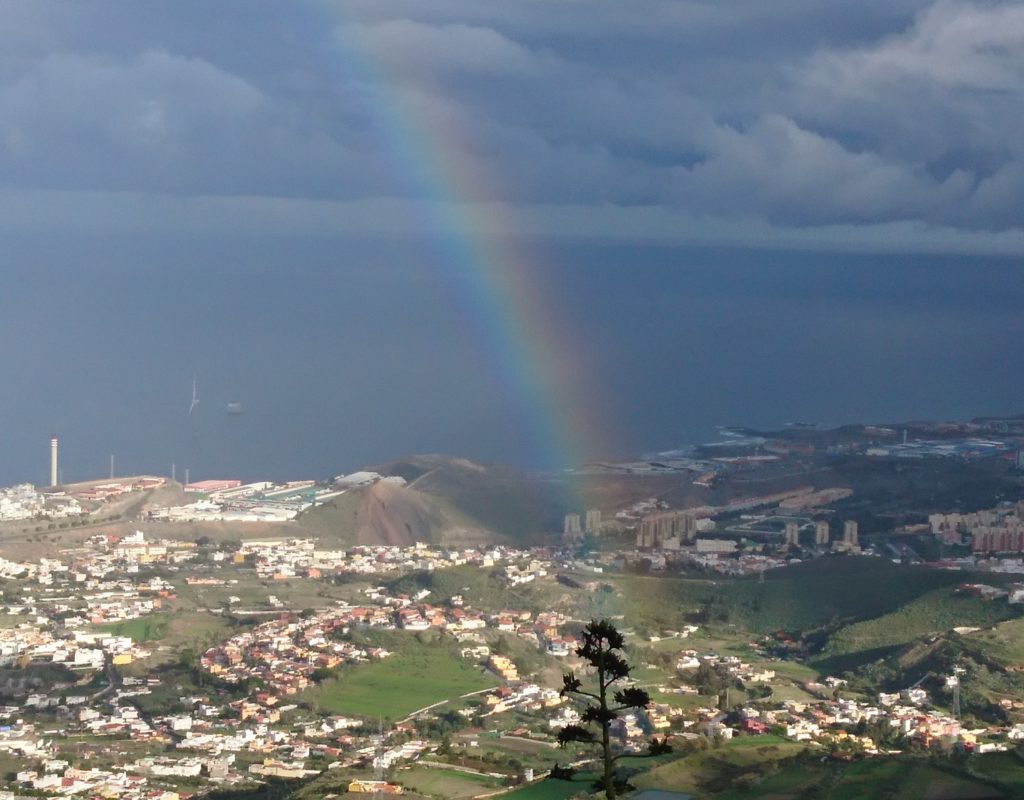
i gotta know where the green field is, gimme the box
[300,635,496,719]
[586,574,717,634]
[399,766,503,798]
[498,778,596,800]
[647,689,717,712]
[716,763,828,799]
[169,569,365,611]
[100,614,170,642]
[826,760,1002,800]
[99,609,238,649]
[636,749,1016,800]
[107,610,238,670]
[633,736,809,796]
[969,751,1024,799]
[445,733,565,775]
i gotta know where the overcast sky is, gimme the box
[2,2,1023,483]
[2,0,1024,250]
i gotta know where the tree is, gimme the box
[557,619,670,799]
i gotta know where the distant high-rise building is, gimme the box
[563,513,582,543]
[636,514,665,548]
[815,520,830,546]
[843,520,859,546]
[973,527,1024,553]
[784,521,799,546]
[585,509,603,535]
[636,510,701,548]
[681,513,698,543]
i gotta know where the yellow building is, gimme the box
[487,654,519,680]
[349,780,403,794]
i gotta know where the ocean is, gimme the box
[2,233,1022,485]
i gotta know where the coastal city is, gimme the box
[0,414,1023,798]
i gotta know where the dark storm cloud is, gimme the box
[1,0,1023,245]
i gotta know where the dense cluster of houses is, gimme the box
[232,538,554,583]
[3,530,199,583]
[16,765,181,799]
[3,688,240,797]
[0,484,84,521]
[726,692,1013,753]
[201,606,392,696]
[666,644,1020,754]
[0,626,143,670]
[200,586,581,710]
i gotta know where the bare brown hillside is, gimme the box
[372,455,570,541]
[295,479,497,547]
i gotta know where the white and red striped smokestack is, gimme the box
[50,434,58,487]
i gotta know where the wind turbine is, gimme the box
[189,374,200,416]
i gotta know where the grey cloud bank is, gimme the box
[1,1,1024,240]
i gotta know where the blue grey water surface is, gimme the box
[1,232,1022,486]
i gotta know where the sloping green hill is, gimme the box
[964,617,1024,667]
[839,632,1024,721]
[703,557,975,634]
[815,587,1020,671]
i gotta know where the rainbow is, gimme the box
[310,9,614,489]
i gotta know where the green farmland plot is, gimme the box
[398,766,503,799]
[498,778,597,800]
[100,614,169,642]
[301,637,496,719]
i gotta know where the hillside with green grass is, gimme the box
[964,618,1024,667]
[632,739,1023,799]
[814,588,1021,672]
[701,557,997,634]
[824,630,1024,724]
[299,628,495,719]
[386,557,1013,643]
